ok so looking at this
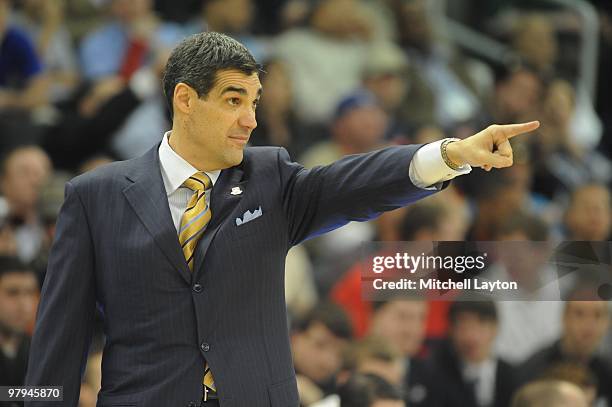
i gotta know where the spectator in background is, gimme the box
[564,184,611,241]
[330,202,468,340]
[0,0,48,109]
[511,14,602,152]
[398,203,467,243]
[492,212,565,365]
[0,256,38,386]
[511,380,589,407]
[185,0,268,62]
[360,41,413,142]
[336,373,405,407]
[432,300,519,407]
[0,0,50,152]
[0,146,51,264]
[360,40,451,147]
[291,302,353,406]
[391,0,492,132]
[42,57,166,170]
[79,0,182,81]
[464,165,532,241]
[512,15,558,78]
[300,91,389,290]
[13,0,79,102]
[398,202,470,341]
[250,58,310,157]
[300,90,389,168]
[367,299,435,407]
[489,65,543,126]
[532,80,612,201]
[311,335,406,407]
[521,295,612,405]
[343,336,406,387]
[274,0,374,125]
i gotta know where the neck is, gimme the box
[168,127,220,172]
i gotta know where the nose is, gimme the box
[238,109,257,131]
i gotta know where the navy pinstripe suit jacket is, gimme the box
[25,144,439,407]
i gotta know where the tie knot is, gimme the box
[183,172,212,192]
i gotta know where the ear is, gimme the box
[173,83,197,115]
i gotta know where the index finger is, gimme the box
[499,121,540,139]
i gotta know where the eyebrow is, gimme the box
[221,86,263,98]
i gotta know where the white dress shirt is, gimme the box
[158,132,471,231]
[463,358,497,407]
[158,132,220,231]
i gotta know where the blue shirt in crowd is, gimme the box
[79,21,184,80]
[0,27,42,87]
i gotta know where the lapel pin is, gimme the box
[230,186,243,196]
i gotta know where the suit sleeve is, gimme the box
[25,181,96,407]
[279,145,443,246]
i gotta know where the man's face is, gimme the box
[498,70,542,122]
[566,186,611,240]
[450,313,497,364]
[333,106,388,153]
[563,301,610,357]
[0,272,38,335]
[0,147,51,214]
[369,300,427,357]
[291,322,348,384]
[179,70,260,171]
[364,74,408,112]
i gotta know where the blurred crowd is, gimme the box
[0,0,611,406]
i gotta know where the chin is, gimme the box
[227,151,244,167]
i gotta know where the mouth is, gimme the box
[228,135,249,146]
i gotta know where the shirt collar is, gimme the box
[158,131,220,196]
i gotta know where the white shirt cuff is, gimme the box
[408,139,472,190]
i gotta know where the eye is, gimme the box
[228,97,241,106]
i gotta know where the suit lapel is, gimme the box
[193,165,246,280]
[122,146,193,285]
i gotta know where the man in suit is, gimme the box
[431,300,520,407]
[0,256,38,388]
[521,295,612,405]
[25,32,539,407]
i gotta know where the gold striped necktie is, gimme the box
[179,172,212,271]
[178,172,217,399]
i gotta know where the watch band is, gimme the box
[440,138,463,171]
